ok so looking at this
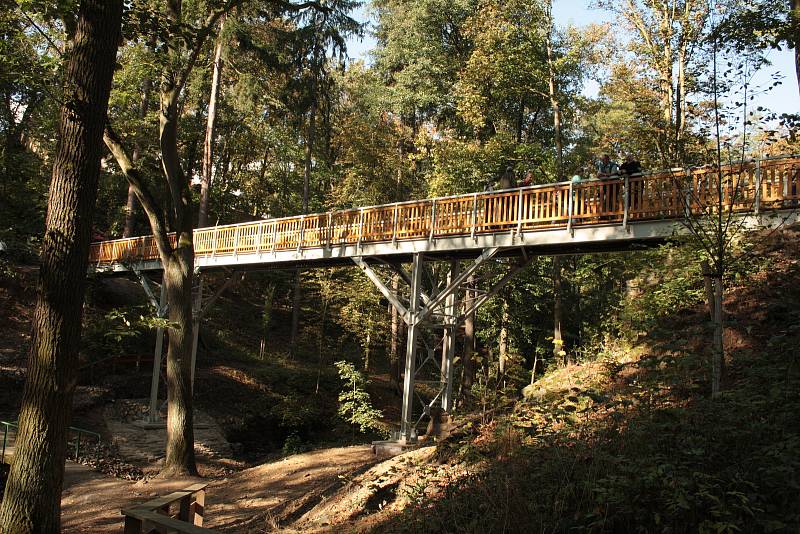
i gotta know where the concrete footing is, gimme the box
[133,420,211,430]
[371,439,420,457]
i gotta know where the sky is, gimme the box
[344,1,799,117]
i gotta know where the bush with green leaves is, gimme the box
[334,360,385,436]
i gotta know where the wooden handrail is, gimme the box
[122,483,215,534]
[89,155,800,266]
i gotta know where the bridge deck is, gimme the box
[89,156,800,272]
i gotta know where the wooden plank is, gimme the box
[121,509,220,534]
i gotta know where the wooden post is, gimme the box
[297,215,305,252]
[357,209,364,251]
[327,212,333,249]
[123,515,142,534]
[392,205,399,245]
[567,182,574,235]
[623,174,630,231]
[256,222,263,257]
[471,193,478,239]
[210,226,218,259]
[754,157,762,214]
[429,199,437,243]
[193,487,205,526]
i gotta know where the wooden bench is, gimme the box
[122,483,220,534]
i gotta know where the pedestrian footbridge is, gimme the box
[88,156,800,442]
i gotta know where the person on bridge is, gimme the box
[619,154,642,176]
[596,154,619,179]
[521,170,534,187]
[498,166,516,189]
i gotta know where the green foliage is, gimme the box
[619,243,706,332]
[334,360,385,436]
[281,431,310,456]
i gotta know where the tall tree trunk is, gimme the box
[675,41,686,161]
[289,271,302,357]
[156,22,199,477]
[701,260,715,321]
[198,14,226,229]
[123,77,152,237]
[463,275,476,391]
[545,2,564,179]
[792,0,800,98]
[364,328,371,371]
[290,75,318,356]
[498,299,508,376]
[553,256,564,365]
[0,2,121,532]
[162,250,197,476]
[711,276,724,398]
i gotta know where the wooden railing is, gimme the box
[89,156,800,266]
[122,483,218,534]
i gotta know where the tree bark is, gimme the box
[198,14,226,229]
[701,259,715,321]
[498,299,508,376]
[463,275,476,391]
[792,0,800,98]
[711,276,724,398]
[290,66,319,357]
[0,1,122,532]
[545,2,563,179]
[157,73,199,477]
[675,40,686,161]
[289,269,302,357]
[162,250,197,476]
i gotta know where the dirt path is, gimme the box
[205,445,377,532]
[59,445,378,533]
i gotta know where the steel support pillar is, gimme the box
[400,253,423,443]
[354,248,530,442]
[147,280,167,423]
[190,275,204,394]
[440,260,459,412]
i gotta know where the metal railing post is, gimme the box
[256,222,263,257]
[271,221,278,255]
[515,188,523,237]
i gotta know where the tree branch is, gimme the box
[103,122,173,261]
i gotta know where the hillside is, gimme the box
[271,226,800,533]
